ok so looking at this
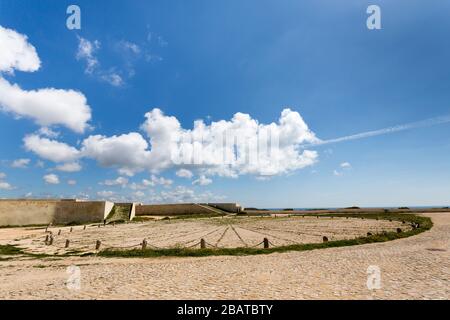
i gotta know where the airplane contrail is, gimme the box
[305,114,450,147]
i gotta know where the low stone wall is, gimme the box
[0,200,58,226]
[135,204,215,216]
[53,201,112,225]
[0,200,113,226]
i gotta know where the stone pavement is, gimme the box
[0,213,448,299]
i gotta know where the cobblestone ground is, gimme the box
[0,213,448,299]
[0,215,407,255]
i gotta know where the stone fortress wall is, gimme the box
[0,199,114,226]
[135,203,216,216]
[0,199,241,226]
[135,203,242,216]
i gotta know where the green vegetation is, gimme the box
[131,216,156,222]
[170,213,225,220]
[132,213,224,222]
[0,244,24,255]
[0,224,48,229]
[0,244,81,260]
[106,204,132,224]
[99,212,432,258]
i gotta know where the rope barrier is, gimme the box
[250,241,265,248]
[37,217,406,252]
[215,226,230,247]
[229,224,248,247]
[204,241,219,248]
[185,241,201,248]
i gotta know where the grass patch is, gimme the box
[0,244,78,260]
[170,213,225,220]
[99,212,433,258]
[0,244,25,255]
[132,213,225,222]
[0,224,48,229]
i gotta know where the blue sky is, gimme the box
[0,0,449,207]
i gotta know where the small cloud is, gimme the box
[43,173,59,184]
[76,36,124,87]
[37,127,59,138]
[192,175,212,186]
[11,158,30,168]
[97,190,115,198]
[133,190,145,198]
[147,175,173,187]
[0,172,14,190]
[100,71,124,87]
[76,36,100,74]
[333,170,343,177]
[340,162,351,169]
[36,160,45,168]
[101,176,128,187]
[0,181,14,190]
[117,40,141,55]
[55,162,82,172]
[144,53,163,63]
[157,35,168,47]
[176,169,193,179]
[67,179,77,185]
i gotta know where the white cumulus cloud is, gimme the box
[101,176,129,187]
[43,173,59,184]
[0,78,92,133]
[0,25,40,73]
[192,175,212,186]
[140,108,319,178]
[0,172,14,190]
[97,190,115,199]
[55,162,82,172]
[81,132,151,176]
[340,162,351,169]
[23,107,319,180]
[150,186,225,204]
[11,158,30,168]
[0,181,13,190]
[0,26,92,133]
[24,134,80,163]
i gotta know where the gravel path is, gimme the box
[0,213,448,299]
